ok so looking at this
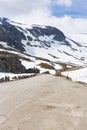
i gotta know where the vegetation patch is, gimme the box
[0,74,36,83]
[38,62,54,69]
[0,76,10,83]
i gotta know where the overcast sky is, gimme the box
[0,0,87,34]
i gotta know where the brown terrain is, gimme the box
[0,74,87,130]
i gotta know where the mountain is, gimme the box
[0,17,87,74]
[67,33,87,46]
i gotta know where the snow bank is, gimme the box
[62,67,87,83]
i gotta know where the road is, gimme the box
[0,74,87,130]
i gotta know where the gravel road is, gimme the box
[0,74,87,130]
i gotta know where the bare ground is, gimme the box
[0,74,87,130]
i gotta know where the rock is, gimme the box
[0,54,26,73]
[42,71,50,74]
[55,70,61,76]
[25,68,40,74]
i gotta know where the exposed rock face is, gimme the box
[0,18,26,52]
[27,26,65,41]
[0,18,66,53]
[0,53,26,73]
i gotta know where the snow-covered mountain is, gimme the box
[67,33,87,46]
[0,17,87,75]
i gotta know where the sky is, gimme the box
[0,0,87,34]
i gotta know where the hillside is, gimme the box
[0,18,87,83]
[0,18,87,66]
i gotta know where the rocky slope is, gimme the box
[0,51,26,73]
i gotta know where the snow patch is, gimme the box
[20,59,35,69]
[62,67,87,83]
[0,22,2,25]
[67,33,87,45]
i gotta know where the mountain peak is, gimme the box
[0,17,9,22]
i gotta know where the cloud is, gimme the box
[0,0,73,18]
[14,9,51,25]
[0,0,87,36]
[14,12,87,35]
[56,0,72,7]
[0,0,51,18]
